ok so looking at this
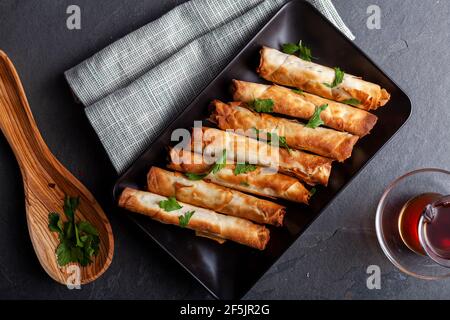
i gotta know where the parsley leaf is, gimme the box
[323,67,345,88]
[63,221,74,240]
[249,98,274,113]
[268,132,291,154]
[185,149,227,179]
[234,163,257,175]
[281,40,313,61]
[297,40,313,61]
[74,223,83,247]
[56,241,74,266]
[78,221,99,236]
[179,211,195,228]
[63,195,79,221]
[305,104,328,129]
[292,88,304,95]
[79,234,99,265]
[159,196,183,212]
[281,42,300,55]
[342,98,361,107]
[310,188,317,197]
[211,149,227,174]
[185,172,208,181]
[253,128,291,153]
[48,213,63,235]
[240,181,250,187]
[48,196,100,267]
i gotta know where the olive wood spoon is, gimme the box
[0,51,114,285]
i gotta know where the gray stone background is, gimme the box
[0,0,448,299]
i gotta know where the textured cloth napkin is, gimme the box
[65,0,354,173]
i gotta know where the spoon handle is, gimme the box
[0,51,49,171]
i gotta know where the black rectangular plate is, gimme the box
[113,0,411,299]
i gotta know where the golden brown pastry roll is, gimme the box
[257,47,390,111]
[168,149,311,204]
[118,187,270,250]
[188,127,332,186]
[210,100,358,161]
[232,80,378,137]
[147,167,285,226]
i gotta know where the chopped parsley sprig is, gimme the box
[292,88,304,95]
[184,172,208,181]
[234,163,257,176]
[341,98,361,107]
[158,197,195,227]
[158,196,183,211]
[48,196,100,267]
[323,67,345,88]
[178,211,195,228]
[248,98,274,113]
[253,128,291,153]
[281,40,314,61]
[185,149,227,180]
[305,104,328,129]
[211,149,227,174]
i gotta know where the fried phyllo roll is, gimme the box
[232,80,378,137]
[119,188,270,250]
[186,127,333,185]
[257,47,390,111]
[168,149,311,204]
[210,100,358,161]
[147,167,285,226]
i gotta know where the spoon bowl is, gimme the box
[0,50,114,285]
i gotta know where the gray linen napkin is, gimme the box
[65,0,354,173]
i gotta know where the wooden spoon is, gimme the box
[0,51,114,285]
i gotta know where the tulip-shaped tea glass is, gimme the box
[376,168,450,279]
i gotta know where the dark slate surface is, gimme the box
[0,0,448,299]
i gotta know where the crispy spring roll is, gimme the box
[257,47,390,111]
[119,188,269,250]
[188,127,332,185]
[168,149,311,204]
[210,100,358,161]
[232,80,378,137]
[147,167,285,226]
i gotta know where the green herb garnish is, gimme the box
[185,172,208,181]
[48,196,100,267]
[253,127,291,153]
[179,211,195,228]
[234,163,257,176]
[292,88,304,95]
[310,188,317,197]
[282,40,313,61]
[159,196,183,212]
[323,67,345,88]
[48,212,63,234]
[281,42,300,55]
[253,127,261,135]
[305,104,328,129]
[211,149,227,174]
[269,132,291,154]
[185,149,227,180]
[249,98,274,113]
[240,181,250,187]
[298,42,313,61]
[342,98,361,107]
